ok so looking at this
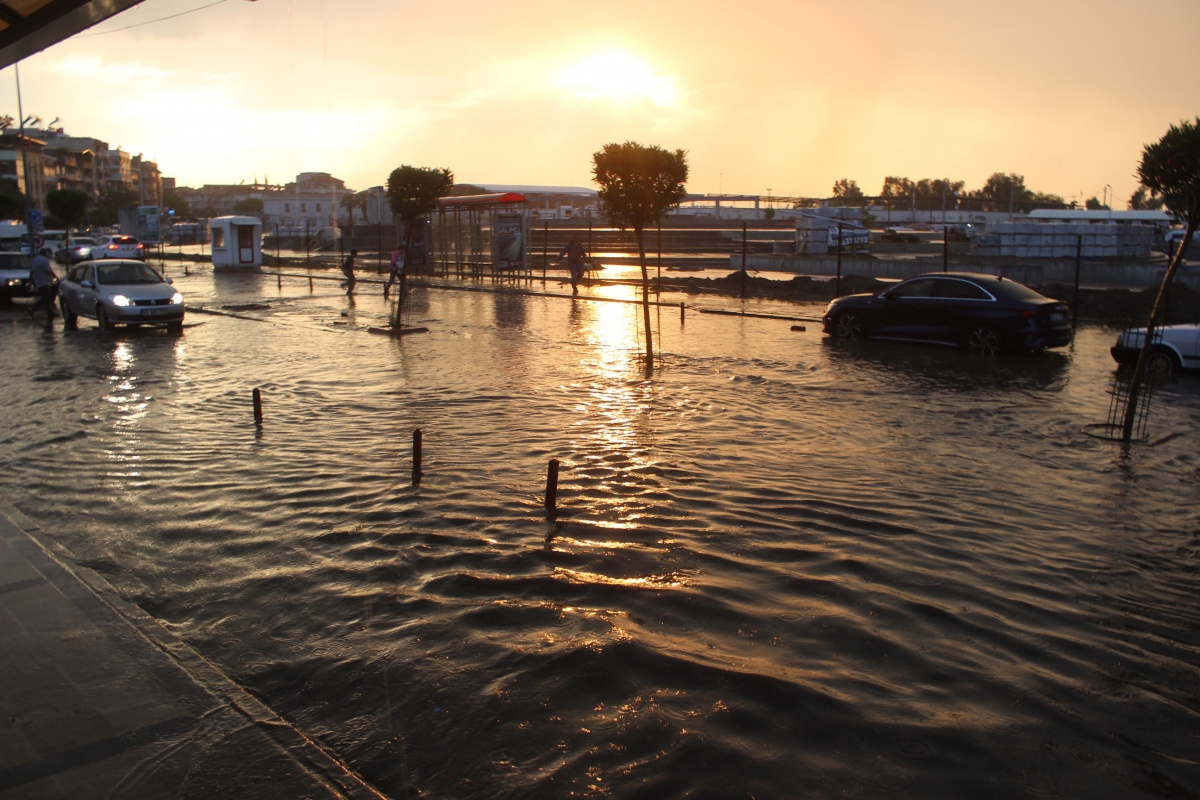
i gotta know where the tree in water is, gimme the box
[592,142,688,373]
[385,165,453,327]
[1122,117,1200,440]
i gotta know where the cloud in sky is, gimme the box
[2,0,1198,205]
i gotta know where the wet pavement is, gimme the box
[0,500,383,799]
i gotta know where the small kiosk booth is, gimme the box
[210,216,263,270]
[429,192,529,279]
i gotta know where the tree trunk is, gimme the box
[637,226,654,372]
[393,221,414,330]
[1121,220,1196,440]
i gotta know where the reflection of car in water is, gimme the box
[58,259,184,332]
[1111,323,1200,377]
[822,272,1072,355]
[0,251,33,301]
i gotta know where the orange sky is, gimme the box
[3,0,1198,206]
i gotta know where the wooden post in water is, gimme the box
[252,388,263,425]
[542,221,549,282]
[680,301,685,324]
[277,272,282,290]
[412,429,423,485]
[544,458,560,515]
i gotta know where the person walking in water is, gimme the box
[384,244,405,298]
[28,247,58,322]
[559,235,585,295]
[342,248,358,294]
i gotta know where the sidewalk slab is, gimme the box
[0,501,386,800]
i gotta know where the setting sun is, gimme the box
[557,50,677,106]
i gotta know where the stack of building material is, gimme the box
[972,222,1154,259]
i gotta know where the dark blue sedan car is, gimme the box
[822,273,1072,355]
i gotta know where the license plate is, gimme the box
[142,307,171,316]
[1049,312,1066,323]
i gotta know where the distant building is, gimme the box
[0,131,46,208]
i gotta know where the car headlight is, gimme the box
[171,292,183,305]
[111,294,131,307]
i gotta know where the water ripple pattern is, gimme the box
[2,271,1199,798]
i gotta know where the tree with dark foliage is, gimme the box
[592,142,688,371]
[385,165,453,327]
[1123,118,1200,440]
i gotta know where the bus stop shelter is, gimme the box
[429,192,529,279]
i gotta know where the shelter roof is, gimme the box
[439,192,527,207]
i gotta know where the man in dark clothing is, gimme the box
[342,248,358,294]
[28,248,58,321]
[559,236,586,295]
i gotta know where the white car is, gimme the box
[0,251,32,301]
[1111,323,1200,376]
[58,259,184,332]
[91,235,145,260]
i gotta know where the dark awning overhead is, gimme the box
[0,0,144,69]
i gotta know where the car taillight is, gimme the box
[1020,310,1034,319]
[137,244,144,250]
[108,244,118,250]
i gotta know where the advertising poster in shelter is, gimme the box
[495,214,524,270]
[138,206,161,244]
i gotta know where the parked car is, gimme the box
[58,259,184,332]
[1110,323,1200,377]
[0,251,33,301]
[55,237,96,265]
[91,235,145,260]
[822,272,1072,355]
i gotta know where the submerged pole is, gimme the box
[544,458,560,515]
[412,428,423,485]
[252,388,263,425]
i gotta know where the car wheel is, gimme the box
[1146,347,1180,379]
[835,312,864,343]
[96,305,110,332]
[62,303,77,329]
[967,325,1000,356]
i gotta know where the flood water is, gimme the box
[3,266,1199,798]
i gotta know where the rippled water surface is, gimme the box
[3,267,1199,798]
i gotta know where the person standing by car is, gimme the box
[342,248,358,295]
[28,248,58,321]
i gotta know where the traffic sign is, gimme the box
[29,209,42,226]
[31,234,44,251]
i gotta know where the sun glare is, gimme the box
[558,50,676,106]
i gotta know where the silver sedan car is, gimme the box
[59,260,184,332]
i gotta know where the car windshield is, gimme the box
[0,253,31,269]
[96,262,162,285]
